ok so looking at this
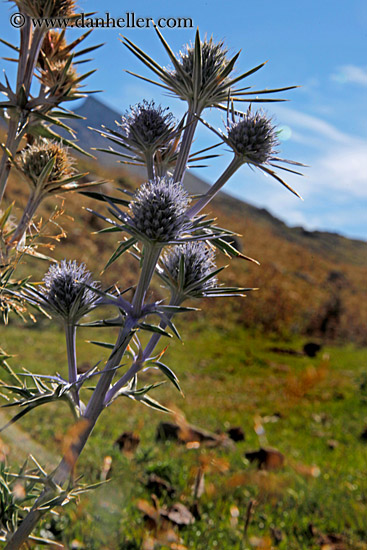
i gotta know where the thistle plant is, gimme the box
[0,22,304,550]
[0,2,103,358]
[122,27,298,183]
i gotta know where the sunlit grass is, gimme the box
[1,323,367,549]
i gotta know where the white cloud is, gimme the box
[331,65,367,87]
[274,106,358,144]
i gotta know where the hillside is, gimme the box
[3,97,367,343]
[71,97,367,267]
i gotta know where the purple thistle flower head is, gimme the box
[227,108,278,165]
[41,260,99,322]
[119,100,177,152]
[162,242,217,298]
[129,177,190,243]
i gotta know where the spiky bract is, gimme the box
[129,177,190,242]
[38,30,68,71]
[39,59,79,98]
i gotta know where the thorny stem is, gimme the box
[65,323,79,408]
[187,156,242,217]
[16,18,32,93]
[173,108,200,184]
[22,26,46,97]
[9,190,42,246]
[0,20,44,204]
[0,120,20,204]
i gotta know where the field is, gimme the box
[1,321,367,550]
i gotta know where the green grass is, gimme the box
[1,322,367,550]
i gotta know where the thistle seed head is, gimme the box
[39,59,79,98]
[119,100,176,152]
[38,30,68,70]
[41,260,99,322]
[227,109,278,165]
[17,140,75,188]
[179,38,228,88]
[14,0,76,18]
[129,177,190,242]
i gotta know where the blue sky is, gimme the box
[1,0,367,240]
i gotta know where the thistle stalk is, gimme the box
[173,109,199,183]
[0,23,46,204]
[132,244,161,317]
[187,156,242,217]
[0,120,20,204]
[16,18,32,93]
[22,26,46,97]
[145,152,155,180]
[9,189,43,246]
[106,297,180,403]
[65,323,79,408]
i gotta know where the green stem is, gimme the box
[64,323,79,408]
[131,244,162,318]
[173,108,200,184]
[187,156,242,217]
[145,152,155,180]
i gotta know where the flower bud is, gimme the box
[119,100,177,153]
[178,38,228,88]
[39,60,79,98]
[227,109,278,165]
